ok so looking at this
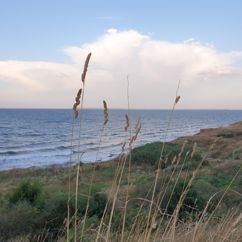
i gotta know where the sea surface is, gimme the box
[1,109,242,170]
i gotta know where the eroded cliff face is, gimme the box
[173,121,242,160]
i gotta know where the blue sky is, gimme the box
[1,0,242,61]
[1,0,242,108]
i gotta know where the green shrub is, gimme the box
[40,191,107,235]
[41,192,70,233]
[160,179,207,219]
[133,175,154,199]
[88,193,107,218]
[0,202,40,240]
[9,180,42,206]
[4,182,108,240]
[132,142,201,167]
[111,207,142,233]
[197,174,238,189]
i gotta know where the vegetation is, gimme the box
[0,141,242,241]
[132,142,202,167]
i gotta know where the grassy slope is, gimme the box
[1,122,242,241]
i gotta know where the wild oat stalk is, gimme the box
[121,75,133,242]
[151,141,189,229]
[66,87,82,242]
[158,139,221,242]
[66,52,91,242]
[193,164,242,242]
[96,113,130,242]
[80,100,109,241]
[144,80,181,242]
[66,115,75,242]
[120,120,142,242]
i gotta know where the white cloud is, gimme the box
[1,29,242,108]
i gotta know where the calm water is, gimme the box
[1,109,242,170]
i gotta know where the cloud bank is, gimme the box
[1,29,242,109]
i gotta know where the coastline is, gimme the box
[2,109,242,171]
[1,120,242,173]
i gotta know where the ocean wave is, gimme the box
[0,150,29,155]
[0,145,71,156]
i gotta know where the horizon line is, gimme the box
[1,107,242,111]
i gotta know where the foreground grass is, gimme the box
[0,141,242,241]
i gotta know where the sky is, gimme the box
[0,0,242,109]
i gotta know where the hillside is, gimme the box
[173,121,242,160]
[0,122,242,241]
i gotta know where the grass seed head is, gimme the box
[175,95,181,104]
[124,114,130,132]
[82,53,92,84]
[77,88,82,98]
[103,100,109,125]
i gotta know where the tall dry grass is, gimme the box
[64,54,242,242]
[67,52,92,242]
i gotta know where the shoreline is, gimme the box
[2,120,242,173]
[0,156,120,173]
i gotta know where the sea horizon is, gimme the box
[1,108,242,111]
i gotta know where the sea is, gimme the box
[1,109,242,171]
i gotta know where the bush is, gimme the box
[0,202,40,240]
[5,180,108,240]
[41,192,70,233]
[161,175,242,220]
[132,142,201,167]
[9,180,42,206]
[160,179,207,219]
[40,191,107,235]
[133,174,155,199]
[89,193,107,218]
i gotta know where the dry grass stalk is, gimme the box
[120,119,142,242]
[104,117,140,241]
[81,100,110,240]
[66,117,75,242]
[144,80,181,242]
[191,142,197,158]
[171,155,177,165]
[127,184,156,241]
[135,116,141,130]
[105,155,127,241]
[74,162,81,242]
[95,153,127,242]
[195,164,242,240]
[231,213,242,229]
[67,53,92,242]
[170,168,198,242]
[152,150,190,241]
[120,76,133,242]
[121,142,126,153]
[176,140,188,164]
